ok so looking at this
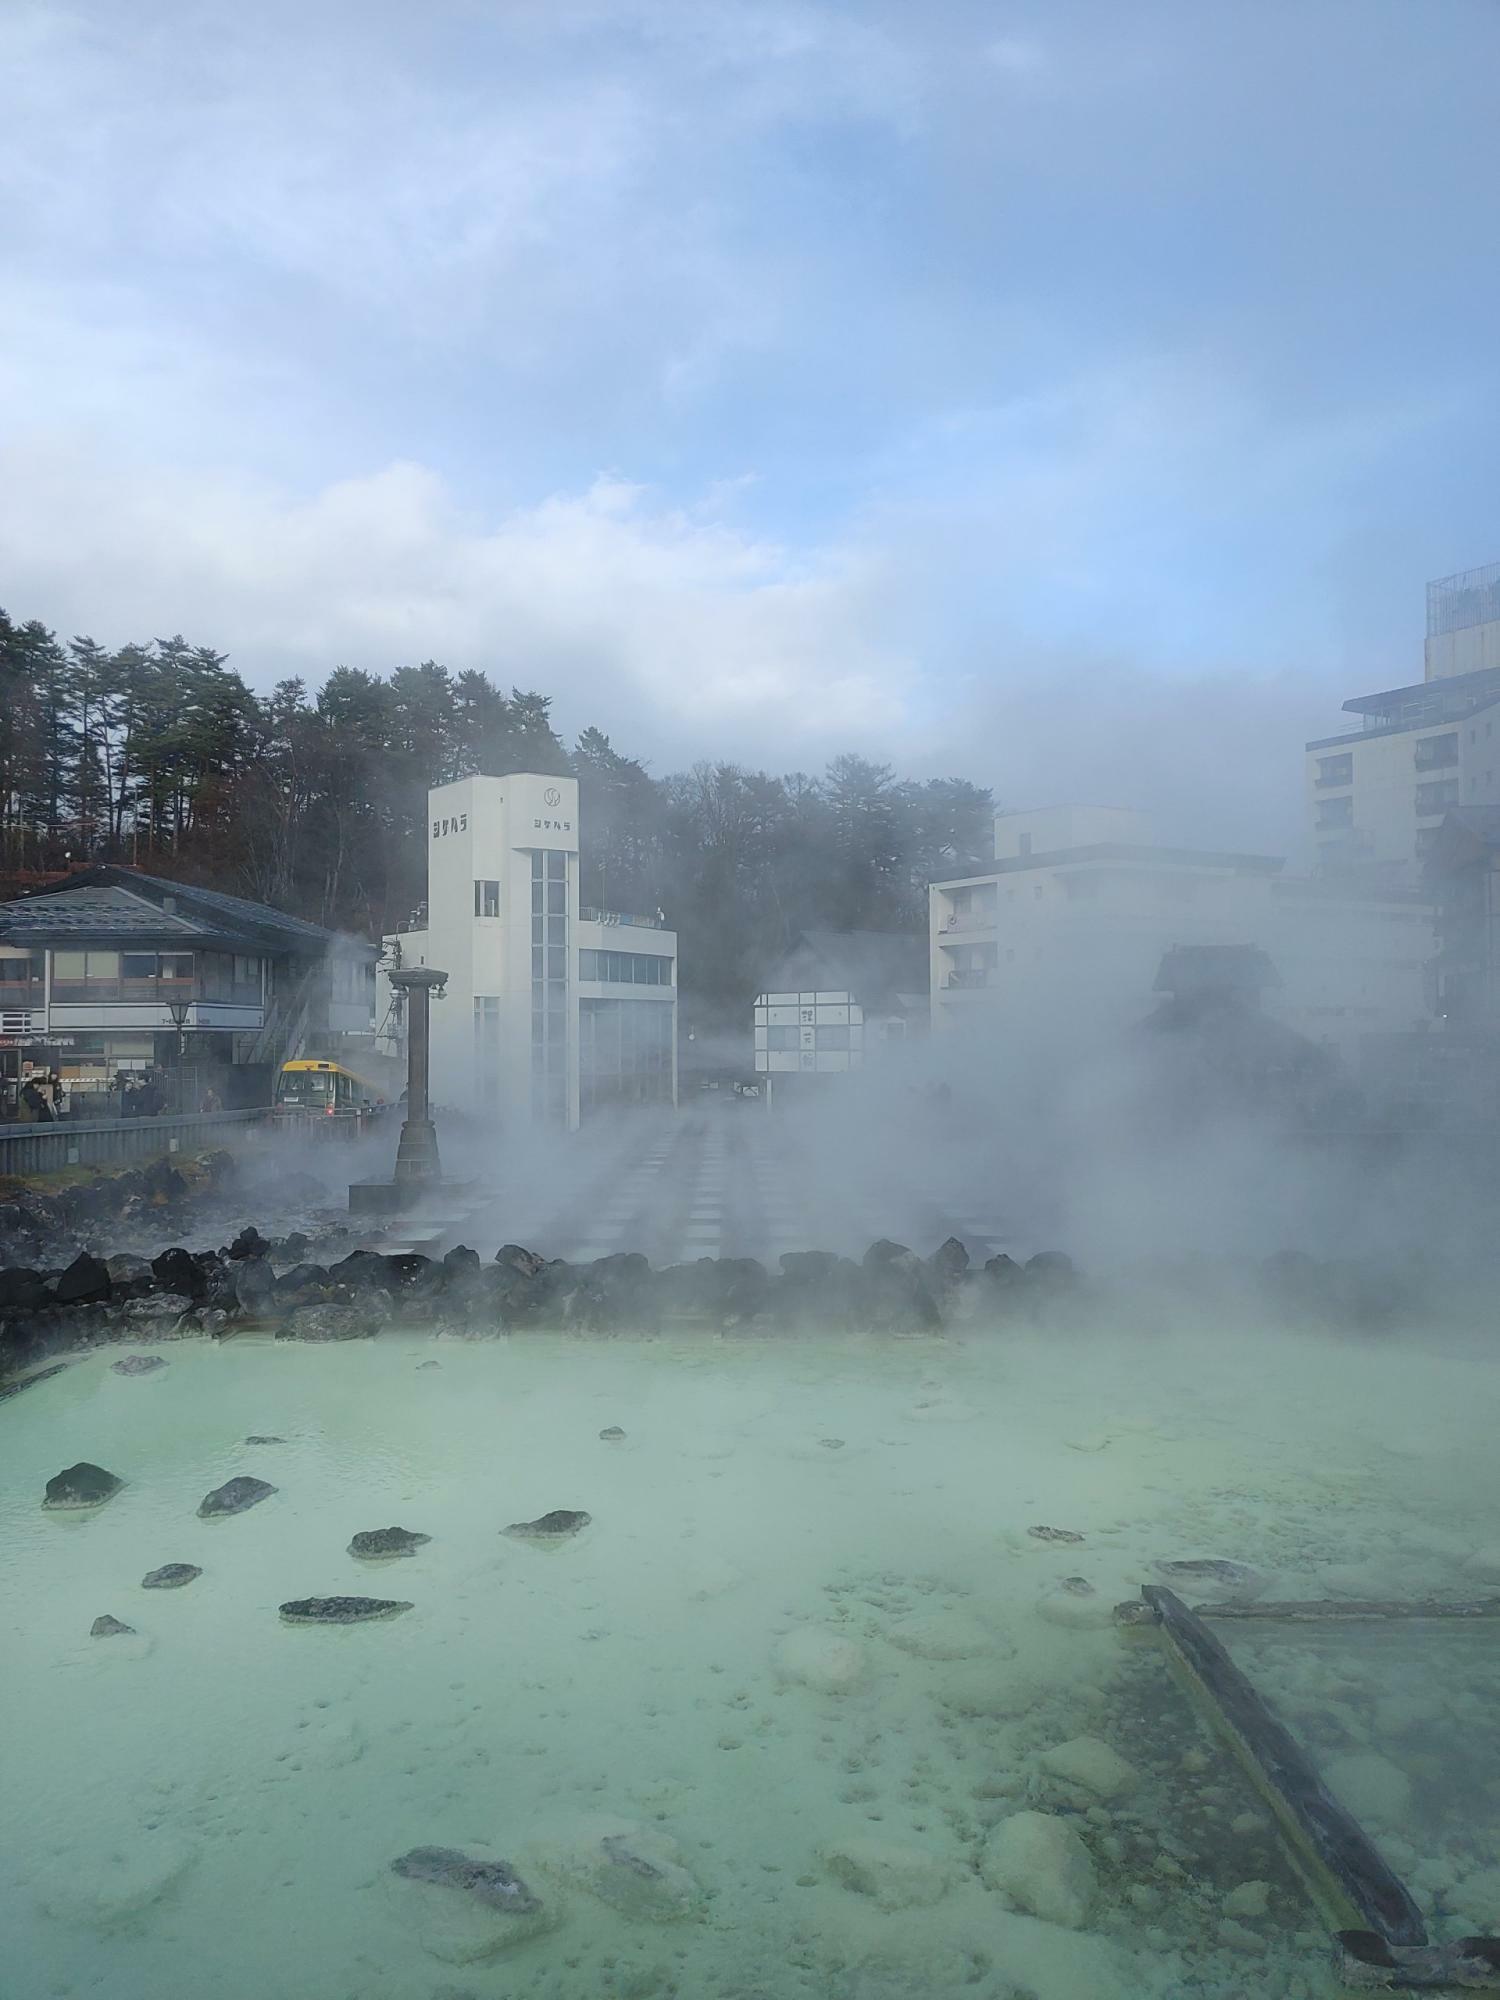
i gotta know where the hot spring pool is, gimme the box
[3,1326,1497,2000]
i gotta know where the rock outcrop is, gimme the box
[348,1526,431,1560]
[198,1475,276,1518]
[44,1462,124,1510]
[280,1596,413,1623]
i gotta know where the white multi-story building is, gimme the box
[1306,561,1500,877]
[377,773,677,1129]
[930,806,1433,1059]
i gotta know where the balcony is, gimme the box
[938,910,996,934]
[944,970,995,991]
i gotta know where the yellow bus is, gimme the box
[274,1058,393,1122]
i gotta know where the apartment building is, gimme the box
[377,773,677,1129]
[1307,561,1500,877]
[930,806,1432,1059]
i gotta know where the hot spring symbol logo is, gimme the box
[544,786,562,807]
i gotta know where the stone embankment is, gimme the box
[0,1148,1445,1384]
[1,1226,1077,1376]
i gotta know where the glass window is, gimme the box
[532,947,544,979]
[547,947,566,980]
[546,881,566,914]
[87,951,121,980]
[546,850,566,880]
[474,880,500,917]
[159,953,194,981]
[54,951,87,979]
[531,880,543,913]
[579,949,598,980]
[546,914,565,944]
[121,952,157,980]
[531,851,543,881]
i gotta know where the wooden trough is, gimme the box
[1115,1586,1500,1992]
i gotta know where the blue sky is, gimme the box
[4,0,1499,847]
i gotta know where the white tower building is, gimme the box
[377,773,677,1130]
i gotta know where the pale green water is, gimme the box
[2,1327,1497,2000]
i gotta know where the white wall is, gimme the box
[378,772,678,1128]
[1426,621,1500,680]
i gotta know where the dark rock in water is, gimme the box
[274,1262,334,1305]
[143,1563,202,1589]
[862,1238,921,1272]
[227,1225,269,1261]
[113,1353,168,1376]
[384,1251,436,1287]
[152,1247,204,1300]
[349,1526,431,1560]
[599,1426,625,1441]
[244,1435,286,1445]
[1029,1525,1085,1544]
[0,1267,48,1310]
[818,1437,846,1449]
[233,1259,276,1312]
[53,1252,111,1306]
[504,1509,591,1540]
[198,1475,276,1518]
[417,1359,441,1370]
[983,1253,1023,1286]
[91,1614,135,1637]
[280,1596,412,1624]
[391,1846,541,1914]
[45,1462,124,1510]
[327,1248,389,1290]
[1155,1558,1260,1590]
[860,1240,942,1331]
[1059,1576,1095,1597]
[443,1244,481,1277]
[495,1243,547,1280]
[927,1237,971,1286]
[1025,1250,1076,1283]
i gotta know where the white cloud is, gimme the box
[0,438,913,762]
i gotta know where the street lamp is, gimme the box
[166,997,191,1115]
[386,963,448,1190]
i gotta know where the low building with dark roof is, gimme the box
[0,866,376,1114]
[753,929,928,1091]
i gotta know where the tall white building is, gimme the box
[1306,561,1500,877]
[377,774,677,1129]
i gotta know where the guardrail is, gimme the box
[0,1107,270,1178]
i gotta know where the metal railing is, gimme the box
[579,906,666,930]
[0,1107,268,1177]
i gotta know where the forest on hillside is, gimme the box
[0,609,993,1013]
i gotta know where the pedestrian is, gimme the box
[50,1072,65,1116]
[200,1085,223,1114]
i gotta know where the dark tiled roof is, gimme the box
[0,867,376,957]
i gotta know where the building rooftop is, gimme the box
[1307,661,1500,750]
[0,867,374,957]
[932,842,1284,887]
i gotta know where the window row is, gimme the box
[47,949,264,1005]
[578,949,674,985]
